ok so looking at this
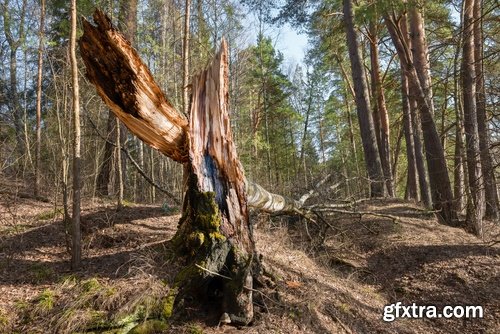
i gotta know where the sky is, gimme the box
[275,24,309,65]
[241,11,309,69]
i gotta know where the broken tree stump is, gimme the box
[172,40,255,324]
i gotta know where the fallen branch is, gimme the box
[316,208,401,223]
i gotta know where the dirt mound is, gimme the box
[0,193,498,333]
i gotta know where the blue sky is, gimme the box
[241,10,309,69]
[275,23,308,65]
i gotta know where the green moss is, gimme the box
[128,320,168,334]
[188,231,205,247]
[87,309,108,328]
[161,288,178,319]
[208,232,225,241]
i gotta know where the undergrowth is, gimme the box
[18,275,172,333]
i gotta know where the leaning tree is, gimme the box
[79,10,307,325]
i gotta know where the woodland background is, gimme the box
[0,0,499,333]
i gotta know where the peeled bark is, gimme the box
[97,0,138,195]
[80,11,189,163]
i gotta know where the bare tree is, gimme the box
[35,0,46,197]
[70,0,81,269]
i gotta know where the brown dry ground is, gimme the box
[0,180,499,333]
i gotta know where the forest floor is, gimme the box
[0,178,499,333]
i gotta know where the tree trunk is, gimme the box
[410,90,432,207]
[116,117,124,210]
[401,67,418,200]
[369,22,394,197]
[409,3,435,116]
[462,0,484,236]
[173,42,255,324]
[70,0,82,270]
[385,13,457,225]
[453,20,466,214]
[343,0,385,197]
[473,0,499,220]
[35,0,46,197]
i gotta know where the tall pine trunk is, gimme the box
[369,22,394,197]
[409,4,435,116]
[385,13,457,225]
[462,0,484,236]
[401,63,418,200]
[343,0,385,197]
[473,0,499,219]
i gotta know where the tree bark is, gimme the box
[453,18,466,214]
[173,42,255,324]
[70,0,81,270]
[473,0,499,220]
[343,0,385,197]
[409,2,435,116]
[462,0,484,236]
[385,13,457,225]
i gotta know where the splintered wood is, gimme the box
[188,40,251,249]
[79,10,188,163]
